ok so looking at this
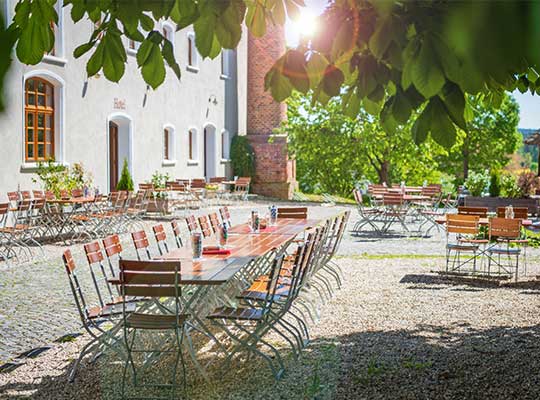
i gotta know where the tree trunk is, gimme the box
[378,161,390,185]
[463,148,469,180]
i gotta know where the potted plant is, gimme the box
[145,170,170,213]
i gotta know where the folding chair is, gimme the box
[84,241,122,306]
[277,207,308,219]
[219,206,232,227]
[131,230,152,260]
[197,215,213,238]
[208,212,221,235]
[207,254,288,379]
[184,215,199,235]
[380,193,409,234]
[119,259,189,399]
[445,214,483,274]
[486,218,522,281]
[62,249,134,382]
[458,206,488,218]
[351,189,381,234]
[496,207,528,219]
[231,178,250,202]
[152,224,169,255]
[170,220,183,248]
[102,234,123,278]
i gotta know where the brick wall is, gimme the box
[247,25,296,199]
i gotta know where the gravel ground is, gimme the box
[1,201,539,399]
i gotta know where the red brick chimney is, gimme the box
[246,25,297,199]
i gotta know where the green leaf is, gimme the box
[162,39,181,80]
[170,0,199,29]
[265,58,293,102]
[86,40,105,76]
[284,50,309,93]
[140,13,155,32]
[392,91,412,124]
[412,106,430,144]
[101,32,126,82]
[246,2,266,37]
[343,88,361,118]
[429,98,457,147]
[194,14,217,57]
[369,16,393,60]
[439,82,466,130]
[322,66,344,97]
[411,36,445,98]
[73,42,95,59]
[306,52,329,88]
[363,98,382,116]
[215,0,245,49]
[140,41,165,89]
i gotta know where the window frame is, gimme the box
[186,32,199,72]
[187,127,199,165]
[221,129,230,160]
[162,124,176,166]
[220,50,231,79]
[21,71,65,169]
[42,0,66,65]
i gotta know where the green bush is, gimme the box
[464,170,489,196]
[230,135,255,178]
[116,158,134,191]
[32,160,93,198]
[500,173,521,198]
[489,170,501,197]
[149,170,170,198]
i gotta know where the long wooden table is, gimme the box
[228,218,321,236]
[435,216,533,227]
[156,233,295,284]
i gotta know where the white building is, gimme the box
[0,1,248,194]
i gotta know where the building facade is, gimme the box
[0,0,250,195]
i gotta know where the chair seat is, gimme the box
[487,247,521,255]
[447,243,479,251]
[126,313,188,329]
[459,238,489,244]
[87,302,136,320]
[207,306,264,321]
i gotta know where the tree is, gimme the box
[0,0,304,110]
[1,0,539,149]
[116,158,134,191]
[435,94,521,180]
[285,92,444,196]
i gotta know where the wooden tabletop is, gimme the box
[46,197,95,204]
[373,194,431,201]
[228,218,321,235]
[435,216,532,226]
[155,233,294,284]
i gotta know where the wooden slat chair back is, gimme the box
[84,241,116,307]
[59,189,70,198]
[496,207,528,220]
[185,215,198,234]
[102,234,123,277]
[7,191,19,202]
[219,206,231,227]
[208,212,221,234]
[131,230,152,260]
[209,176,226,183]
[152,224,169,255]
[446,214,479,235]
[458,206,488,218]
[20,191,32,200]
[119,260,183,298]
[32,190,45,199]
[170,220,183,248]
[177,179,190,186]
[71,189,84,198]
[0,203,10,227]
[489,217,521,240]
[191,178,207,189]
[45,190,55,200]
[382,193,404,206]
[138,183,154,191]
[198,215,213,238]
[277,207,308,219]
[169,182,186,192]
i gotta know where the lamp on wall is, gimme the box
[206,94,218,117]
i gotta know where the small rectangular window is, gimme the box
[189,130,193,160]
[164,128,169,160]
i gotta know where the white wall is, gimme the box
[0,1,244,197]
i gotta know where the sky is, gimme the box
[284,1,540,130]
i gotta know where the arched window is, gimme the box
[163,124,176,163]
[188,128,198,162]
[221,130,230,159]
[162,22,175,50]
[25,78,55,162]
[187,32,198,70]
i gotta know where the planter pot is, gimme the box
[464,196,539,215]
[146,198,169,214]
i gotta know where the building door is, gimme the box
[109,121,119,191]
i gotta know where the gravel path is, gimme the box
[1,202,539,399]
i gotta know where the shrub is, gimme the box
[500,173,521,198]
[230,135,255,178]
[516,170,539,197]
[116,159,134,191]
[464,170,489,196]
[33,160,93,198]
[489,170,501,197]
[149,170,170,198]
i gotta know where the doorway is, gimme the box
[204,124,217,179]
[109,121,119,191]
[107,114,133,192]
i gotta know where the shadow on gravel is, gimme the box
[401,273,540,290]
[2,323,540,400]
